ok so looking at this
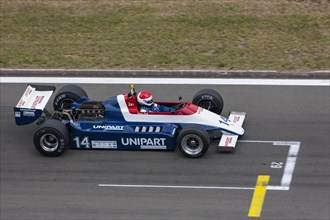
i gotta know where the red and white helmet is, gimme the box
[137,91,154,106]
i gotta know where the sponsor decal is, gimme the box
[15,112,21,117]
[92,140,117,149]
[23,110,36,117]
[128,102,135,107]
[225,137,232,146]
[233,116,240,123]
[92,125,124,131]
[24,87,33,97]
[17,100,25,108]
[121,137,166,148]
[31,96,45,109]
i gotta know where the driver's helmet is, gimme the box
[137,91,154,106]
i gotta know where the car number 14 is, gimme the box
[73,136,90,148]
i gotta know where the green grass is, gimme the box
[0,0,329,71]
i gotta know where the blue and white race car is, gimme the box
[14,84,246,158]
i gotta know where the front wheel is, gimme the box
[33,119,69,157]
[192,89,224,115]
[177,126,210,158]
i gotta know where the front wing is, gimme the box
[218,112,246,151]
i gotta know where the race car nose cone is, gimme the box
[239,127,245,135]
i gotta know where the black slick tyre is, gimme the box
[33,119,69,157]
[192,89,224,115]
[177,126,210,158]
[53,85,88,111]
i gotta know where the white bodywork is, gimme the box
[117,94,245,136]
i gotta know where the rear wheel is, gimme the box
[53,85,88,111]
[33,119,69,157]
[192,89,224,115]
[177,126,210,158]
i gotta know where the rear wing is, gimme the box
[14,85,55,125]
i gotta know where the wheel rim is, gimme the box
[60,98,75,109]
[181,134,203,156]
[40,134,59,152]
[196,99,218,112]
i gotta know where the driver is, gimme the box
[137,91,175,113]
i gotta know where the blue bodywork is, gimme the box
[14,108,43,125]
[68,96,179,151]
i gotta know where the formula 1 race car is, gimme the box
[14,84,246,158]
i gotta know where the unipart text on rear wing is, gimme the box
[14,85,55,125]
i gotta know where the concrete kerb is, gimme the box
[0,69,329,79]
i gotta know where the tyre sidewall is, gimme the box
[53,92,81,110]
[192,89,224,115]
[53,85,87,111]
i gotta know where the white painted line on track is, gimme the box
[0,68,279,72]
[275,142,300,188]
[98,184,255,190]
[98,184,289,191]
[1,77,329,86]
[98,140,300,191]
[240,140,301,190]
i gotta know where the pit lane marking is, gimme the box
[248,175,270,218]
[99,141,300,191]
[238,140,300,190]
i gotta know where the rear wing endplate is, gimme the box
[14,85,55,125]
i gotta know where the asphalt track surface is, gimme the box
[1,79,329,220]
